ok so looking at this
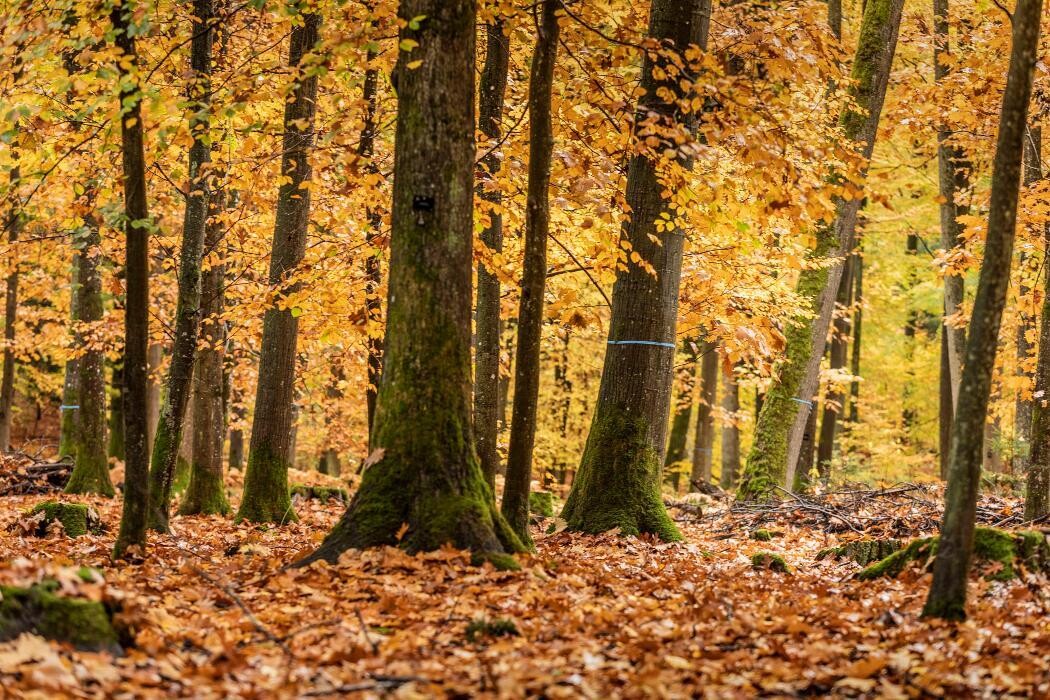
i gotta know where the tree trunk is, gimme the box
[720,363,740,489]
[0,164,21,452]
[237,12,321,524]
[1025,127,1050,520]
[227,397,245,470]
[560,0,709,540]
[664,340,695,493]
[816,256,854,485]
[934,0,968,409]
[358,40,383,444]
[501,0,560,546]
[794,406,818,491]
[939,320,952,479]
[181,188,230,516]
[474,19,512,493]
[924,0,1041,620]
[1014,126,1042,473]
[147,341,162,453]
[107,362,125,460]
[59,263,79,460]
[691,341,718,486]
[112,0,153,558]
[298,0,525,569]
[147,0,215,531]
[849,250,863,423]
[738,0,902,500]
[64,212,113,496]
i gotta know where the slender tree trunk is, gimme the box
[795,407,818,490]
[1014,126,1042,473]
[236,12,321,524]
[691,340,718,486]
[65,211,112,496]
[738,0,902,499]
[501,0,560,546]
[664,340,695,492]
[59,263,79,460]
[0,165,21,452]
[147,341,162,452]
[112,0,153,558]
[934,0,968,409]
[815,256,854,485]
[227,396,245,470]
[561,0,709,540]
[1025,127,1049,520]
[939,320,952,479]
[720,363,740,489]
[181,188,230,515]
[147,0,215,531]
[474,19,512,493]
[849,250,863,423]
[924,0,1041,620]
[298,0,525,569]
[108,362,125,460]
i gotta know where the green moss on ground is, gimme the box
[529,491,555,517]
[816,539,902,567]
[0,582,119,651]
[27,501,103,537]
[290,484,349,503]
[465,617,518,643]
[751,552,789,573]
[750,529,774,542]
[857,528,1050,581]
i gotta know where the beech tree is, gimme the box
[1026,126,1049,521]
[0,161,19,452]
[560,0,710,540]
[924,0,1042,620]
[298,0,525,568]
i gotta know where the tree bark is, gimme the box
[561,0,709,540]
[237,12,321,524]
[815,256,854,485]
[65,211,112,496]
[849,250,863,423]
[691,340,718,486]
[664,340,695,492]
[939,319,952,479]
[298,0,525,569]
[738,0,903,500]
[0,163,20,453]
[58,263,79,460]
[1014,126,1042,473]
[147,0,216,531]
[924,0,1041,620]
[720,363,740,489]
[501,0,560,546]
[107,362,125,460]
[1025,126,1049,520]
[112,0,153,559]
[474,19,511,493]
[934,0,968,409]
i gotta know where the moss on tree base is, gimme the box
[561,408,681,542]
[179,467,231,517]
[290,484,349,503]
[27,501,103,537]
[529,491,555,517]
[857,527,1050,581]
[816,539,902,567]
[0,582,119,651]
[236,446,297,525]
[751,552,789,572]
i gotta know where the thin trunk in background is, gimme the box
[720,363,740,489]
[939,321,952,479]
[147,341,162,452]
[815,256,854,485]
[0,162,21,452]
[112,0,153,559]
[502,0,560,545]
[924,0,1041,619]
[849,250,863,423]
[1014,125,1042,473]
[664,340,695,492]
[237,12,321,524]
[691,340,718,486]
[108,362,125,459]
[58,263,79,459]
[474,18,512,492]
[1025,126,1049,520]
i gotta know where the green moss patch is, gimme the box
[26,501,103,537]
[529,491,555,518]
[816,539,902,567]
[857,528,1050,581]
[290,484,349,503]
[465,617,518,643]
[751,552,789,573]
[0,582,119,651]
[750,529,775,542]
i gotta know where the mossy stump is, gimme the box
[529,491,555,518]
[751,552,789,573]
[26,501,102,537]
[857,527,1050,581]
[816,538,902,567]
[290,484,349,503]
[0,582,119,651]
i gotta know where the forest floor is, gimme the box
[0,458,1048,698]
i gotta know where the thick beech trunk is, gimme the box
[738,0,902,500]
[147,0,215,531]
[65,213,112,496]
[720,364,740,489]
[298,0,525,569]
[561,0,709,540]
[112,0,153,559]
[934,0,968,409]
[924,0,1041,620]
[501,0,560,545]
[1025,127,1050,519]
[237,13,320,524]
[474,19,511,492]
[181,190,230,516]
[690,341,718,486]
